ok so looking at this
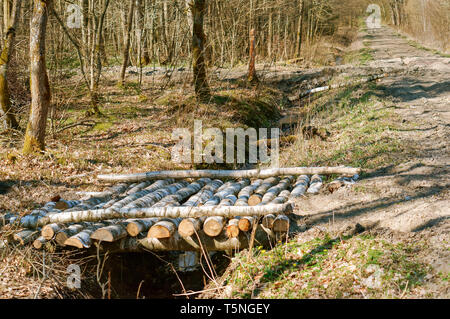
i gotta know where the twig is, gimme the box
[56,120,97,133]
[136,280,144,299]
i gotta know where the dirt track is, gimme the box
[287,26,449,295]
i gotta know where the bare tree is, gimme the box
[119,0,135,86]
[0,0,21,131]
[190,0,209,99]
[23,0,52,154]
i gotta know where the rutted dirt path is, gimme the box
[287,26,449,296]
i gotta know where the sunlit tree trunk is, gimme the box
[0,0,21,131]
[190,0,210,100]
[295,0,304,58]
[119,0,135,86]
[247,29,258,83]
[23,0,52,154]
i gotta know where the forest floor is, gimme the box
[0,26,448,299]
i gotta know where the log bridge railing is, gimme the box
[1,167,360,253]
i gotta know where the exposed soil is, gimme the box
[284,26,449,297]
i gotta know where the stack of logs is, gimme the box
[0,167,359,253]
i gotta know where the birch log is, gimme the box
[41,223,65,240]
[226,218,240,238]
[66,183,129,212]
[235,179,264,206]
[178,217,203,237]
[126,181,152,195]
[140,225,274,251]
[272,215,290,232]
[97,167,361,182]
[202,179,250,237]
[64,222,112,248]
[307,175,323,194]
[203,216,226,237]
[270,190,291,204]
[219,194,237,206]
[148,219,181,239]
[146,180,211,239]
[289,175,310,199]
[248,177,280,206]
[33,236,47,249]
[237,216,255,232]
[110,179,175,210]
[55,223,88,246]
[260,176,294,204]
[152,179,210,207]
[91,224,128,242]
[19,199,80,228]
[126,218,158,237]
[177,180,224,237]
[288,73,387,101]
[262,214,276,229]
[36,203,294,226]
[182,179,223,206]
[13,229,40,245]
[121,181,189,209]
[234,179,264,231]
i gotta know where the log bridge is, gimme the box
[1,166,360,254]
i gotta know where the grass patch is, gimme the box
[343,47,374,65]
[281,82,408,170]
[406,39,450,58]
[218,233,430,299]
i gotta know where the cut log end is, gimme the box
[64,237,85,249]
[33,237,47,250]
[262,214,276,229]
[178,218,202,237]
[238,216,254,232]
[148,221,176,239]
[55,232,69,246]
[41,223,63,240]
[248,194,262,206]
[226,219,240,238]
[126,223,141,237]
[91,226,127,242]
[273,215,290,232]
[203,216,225,237]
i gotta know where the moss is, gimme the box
[22,123,44,155]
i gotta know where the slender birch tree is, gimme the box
[23,0,52,154]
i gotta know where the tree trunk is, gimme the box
[190,0,209,99]
[295,0,304,58]
[119,0,135,86]
[23,0,51,154]
[0,0,21,131]
[247,28,258,84]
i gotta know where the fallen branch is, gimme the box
[56,120,97,133]
[288,73,387,101]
